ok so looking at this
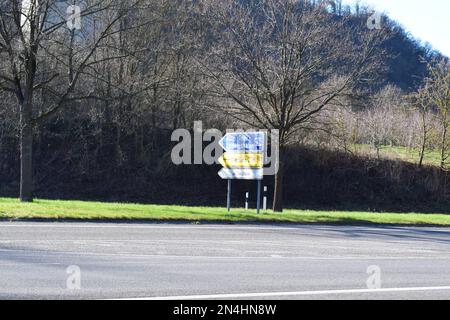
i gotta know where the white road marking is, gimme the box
[0,263,62,266]
[0,248,449,261]
[123,286,450,300]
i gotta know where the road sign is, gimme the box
[218,168,264,181]
[218,132,266,214]
[218,152,264,169]
[219,132,266,153]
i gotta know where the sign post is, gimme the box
[218,132,266,214]
[263,186,268,211]
[256,180,262,214]
[227,179,232,213]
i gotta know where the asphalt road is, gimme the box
[0,221,450,300]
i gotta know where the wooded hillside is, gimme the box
[0,0,448,212]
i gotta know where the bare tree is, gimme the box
[410,83,434,168]
[360,85,404,159]
[201,0,386,211]
[425,59,450,170]
[0,0,145,201]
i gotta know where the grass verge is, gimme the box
[0,198,449,226]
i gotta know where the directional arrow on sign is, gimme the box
[218,152,263,169]
[218,168,264,181]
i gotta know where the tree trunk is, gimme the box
[272,149,284,212]
[20,105,33,202]
[440,122,448,171]
[418,143,425,168]
[418,111,427,168]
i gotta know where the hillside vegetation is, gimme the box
[0,0,448,212]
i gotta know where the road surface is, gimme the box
[0,221,449,300]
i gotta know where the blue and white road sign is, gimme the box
[218,168,264,181]
[218,132,266,153]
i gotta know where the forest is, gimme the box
[0,0,449,213]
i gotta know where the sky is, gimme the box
[343,0,450,57]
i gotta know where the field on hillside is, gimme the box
[0,198,449,226]
[354,144,442,167]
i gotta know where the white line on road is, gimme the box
[0,263,62,266]
[1,248,449,261]
[123,286,450,300]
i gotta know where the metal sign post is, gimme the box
[263,186,268,211]
[245,192,249,210]
[227,179,231,213]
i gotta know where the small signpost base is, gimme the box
[227,179,231,213]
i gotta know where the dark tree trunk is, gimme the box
[20,104,33,202]
[272,147,284,212]
[440,122,448,171]
[19,36,37,202]
[418,143,425,168]
[418,111,427,168]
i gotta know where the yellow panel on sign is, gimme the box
[219,153,264,169]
